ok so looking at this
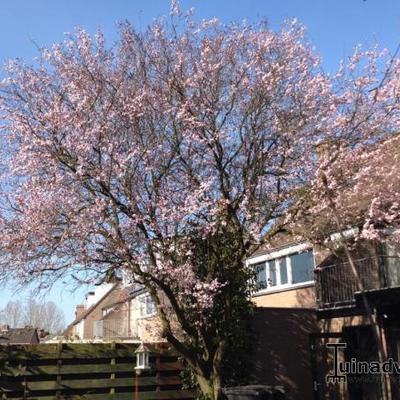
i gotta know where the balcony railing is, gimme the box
[93,319,138,339]
[315,256,400,309]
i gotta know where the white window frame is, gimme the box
[266,259,278,287]
[248,243,315,295]
[102,306,114,317]
[137,293,157,318]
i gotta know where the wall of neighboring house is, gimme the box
[88,289,166,342]
[320,315,370,334]
[64,283,123,340]
[82,284,123,339]
[128,293,164,342]
[253,284,315,308]
[66,283,166,342]
[75,320,85,339]
[251,307,319,400]
[101,301,130,339]
[245,237,322,398]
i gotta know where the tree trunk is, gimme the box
[196,372,224,400]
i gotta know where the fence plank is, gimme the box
[22,376,180,391]
[31,389,195,400]
[0,343,194,400]
[0,363,139,375]
[2,346,136,360]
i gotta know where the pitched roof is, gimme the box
[249,238,309,259]
[0,327,39,345]
[102,285,147,311]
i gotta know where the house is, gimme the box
[248,237,318,309]
[313,238,400,400]
[64,277,163,342]
[64,281,121,340]
[246,236,320,400]
[248,230,400,400]
[64,230,400,398]
[94,285,163,342]
[0,325,40,345]
[63,239,319,399]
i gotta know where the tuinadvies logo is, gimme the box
[326,343,400,384]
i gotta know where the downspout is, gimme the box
[128,299,132,337]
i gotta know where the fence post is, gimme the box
[1,345,10,400]
[155,354,160,392]
[56,342,63,399]
[24,349,30,400]
[110,341,116,394]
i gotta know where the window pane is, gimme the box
[255,263,267,290]
[138,353,144,366]
[279,257,288,285]
[290,250,314,284]
[385,243,400,286]
[267,260,277,286]
[146,295,156,315]
[139,296,146,316]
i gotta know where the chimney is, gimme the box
[75,305,86,319]
[38,329,49,338]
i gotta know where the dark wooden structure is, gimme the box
[312,243,400,400]
[0,342,194,400]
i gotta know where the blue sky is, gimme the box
[0,0,399,324]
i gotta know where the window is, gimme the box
[255,262,267,290]
[138,293,156,317]
[279,257,288,284]
[385,243,400,287]
[267,260,277,286]
[290,251,314,284]
[93,320,103,338]
[102,307,114,317]
[136,351,149,368]
[252,249,314,291]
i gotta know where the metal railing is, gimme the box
[94,318,137,339]
[315,256,400,309]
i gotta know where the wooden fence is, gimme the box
[0,342,195,400]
